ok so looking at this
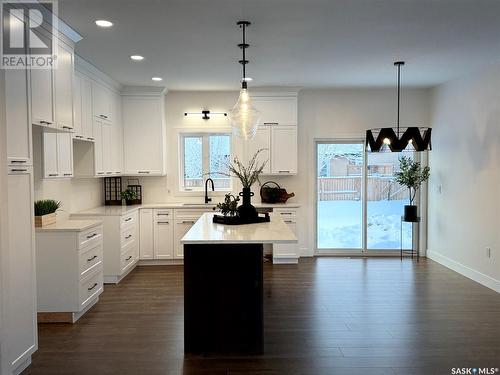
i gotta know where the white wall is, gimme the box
[134,88,430,256]
[427,64,500,292]
[32,126,103,220]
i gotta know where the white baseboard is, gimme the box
[427,250,500,293]
[138,259,184,266]
[272,256,299,264]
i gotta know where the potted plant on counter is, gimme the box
[120,188,138,206]
[34,199,61,227]
[218,149,267,221]
[394,156,430,222]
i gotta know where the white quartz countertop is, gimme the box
[35,219,102,232]
[181,213,298,245]
[72,202,300,217]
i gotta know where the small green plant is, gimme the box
[34,199,61,216]
[216,194,240,216]
[120,188,138,201]
[394,156,430,205]
[217,149,268,188]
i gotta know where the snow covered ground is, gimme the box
[317,200,412,250]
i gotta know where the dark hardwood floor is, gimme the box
[26,258,500,375]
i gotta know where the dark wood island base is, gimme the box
[184,243,264,355]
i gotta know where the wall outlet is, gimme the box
[486,247,491,258]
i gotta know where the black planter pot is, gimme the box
[237,188,258,221]
[404,205,418,222]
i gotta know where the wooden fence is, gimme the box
[317,176,407,201]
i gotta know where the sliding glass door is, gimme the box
[316,140,415,253]
[316,142,364,250]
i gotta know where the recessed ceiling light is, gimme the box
[130,55,144,61]
[95,20,113,28]
[151,77,163,82]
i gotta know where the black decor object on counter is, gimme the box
[404,205,418,222]
[238,187,258,221]
[104,177,122,206]
[125,179,142,205]
[213,212,270,225]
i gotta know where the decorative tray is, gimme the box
[212,213,270,225]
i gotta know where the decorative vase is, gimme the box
[125,200,135,206]
[237,187,258,222]
[404,205,418,222]
[34,212,56,227]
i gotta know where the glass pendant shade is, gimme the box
[230,87,261,140]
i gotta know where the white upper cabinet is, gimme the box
[247,126,271,174]
[253,96,297,126]
[30,62,55,127]
[246,95,298,175]
[271,126,297,174]
[81,77,94,140]
[6,69,32,166]
[54,40,74,131]
[111,94,123,174]
[73,74,83,137]
[93,120,104,176]
[43,132,73,178]
[123,95,166,176]
[101,122,112,175]
[92,81,114,123]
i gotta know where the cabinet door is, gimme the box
[273,214,299,261]
[81,77,94,140]
[247,125,271,174]
[93,120,104,176]
[154,220,174,259]
[173,220,195,259]
[55,41,74,130]
[92,82,113,122]
[73,74,83,138]
[6,69,32,165]
[43,133,59,178]
[101,123,112,175]
[139,209,154,259]
[6,170,37,371]
[111,94,123,174]
[123,96,165,175]
[253,96,297,125]
[271,126,297,174]
[30,65,54,127]
[57,133,73,178]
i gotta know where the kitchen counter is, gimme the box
[181,213,297,245]
[35,219,103,232]
[182,212,297,355]
[72,202,300,217]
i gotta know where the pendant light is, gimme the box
[229,21,260,140]
[365,62,432,152]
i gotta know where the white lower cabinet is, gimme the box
[4,168,37,374]
[139,209,154,259]
[272,208,299,264]
[173,220,195,259]
[43,132,74,178]
[71,211,139,283]
[35,222,104,323]
[154,209,174,259]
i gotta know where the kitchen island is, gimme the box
[181,212,297,355]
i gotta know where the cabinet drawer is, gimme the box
[274,209,297,220]
[120,243,137,273]
[78,225,103,249]
[121,225,136,248]
[79,242,103,279]
[154,209,173,221]
[120,211,138,229]
[79,269,103,309]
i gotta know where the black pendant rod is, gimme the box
[394,61,405,137]
[237,21,251,89]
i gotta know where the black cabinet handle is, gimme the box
[125,234,132,239]
[124,217,132,222]
[39,120,52,125]
[157,221,170,224]
[87,255,98,262]
[11,169,28,172]
[125,256,132,261]
[11,160,27,164]
[86,233,98,239]
[88,283,98,291]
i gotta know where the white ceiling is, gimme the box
[59,0,500,90]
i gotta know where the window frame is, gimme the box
[178,132,233,194]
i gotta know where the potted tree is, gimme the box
[34,199,61,227]
[394,156,430,222]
